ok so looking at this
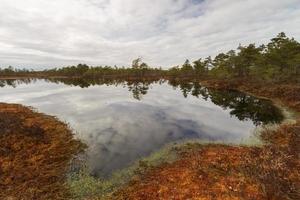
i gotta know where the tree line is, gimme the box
[167,32,300,82]
[1,32,299,83]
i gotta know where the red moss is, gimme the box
[0,103,84,199]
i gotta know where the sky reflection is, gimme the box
[0,79,283,176]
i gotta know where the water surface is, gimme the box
[0,78,283,177]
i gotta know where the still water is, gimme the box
[0,78,283,177]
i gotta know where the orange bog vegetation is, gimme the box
[0,103,84,199]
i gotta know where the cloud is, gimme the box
[0,0,299,69]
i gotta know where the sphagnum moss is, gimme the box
[0,103,85,200]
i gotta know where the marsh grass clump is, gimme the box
[67,163,136,199]
[0,103,85,199]
[67,168,113,200]
[67,143,179,199]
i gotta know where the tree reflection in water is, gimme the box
[127,81,150,100]
[0,78,284,125]
[168,81,284,125]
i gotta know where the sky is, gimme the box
[0,0,300,69]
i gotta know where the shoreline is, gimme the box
[200,79,300,113]
[112,122,299,199]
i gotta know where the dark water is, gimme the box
[0,78,283,177]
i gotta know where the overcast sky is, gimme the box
[0,0,300,69]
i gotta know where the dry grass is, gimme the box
[0,103,84,200]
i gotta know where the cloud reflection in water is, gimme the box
[0,79,283,176]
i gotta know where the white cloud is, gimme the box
[0,0,299,69]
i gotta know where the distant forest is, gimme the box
[1,32,299,83]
